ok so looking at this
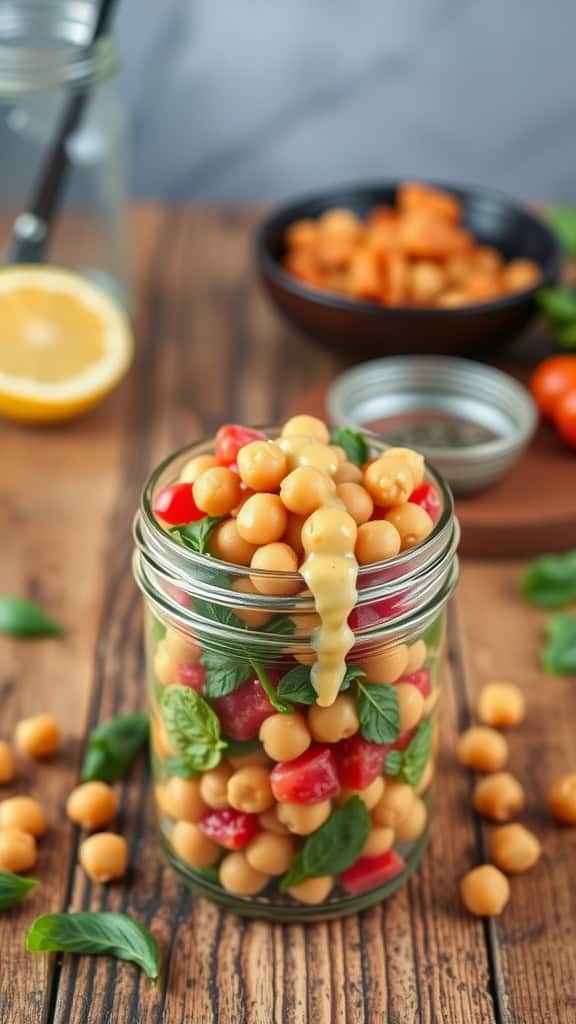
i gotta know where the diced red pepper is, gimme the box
[270,746,340,804]
[409,482,441,522]
[215,424,266,466]
[340,849,405,895]
[392,727,415,752]
[199,808,259,850]
[336,734,386,789]
[152,483,204,526]
[398,667,432,699]
[211,677,275,741]
[348,595,405,631]
[176,662,206,692]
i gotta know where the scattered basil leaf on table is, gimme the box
[356,682,399,744]
[81,712,149,783]
[541,613,576,674]
[385,718,433,786]
[537,288,576,350]
[170,517,224,555]
[521,550,576,608]
[329,427,370,467]
[278,664,365,706]
[26,912,160,983]
[161,686,227,771]
[0,871,38,911]
[0,596,63,637]
[281,797,370,889]
[546,205,576,258]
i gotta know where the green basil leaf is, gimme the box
[384,750,403,776]
[281,797,370,889]
[170,516,224,555]
[260,616,295,637]
[81,713,149,784]
[421,612,446,652]
[399,718,434,786]
[251,660,290,713]
[556,321,576,351]
[278,664,365,705]
[542,613,576,674]
[161,686,226,772]
[163,756,199,779]
[329,427,370,467]
[538,286,576,324]
[26,912,160,983]
[546,206,576,259]
[202,650,252,698]
[150,616,166,643]
[357,682,399,744]
[221,736,260,756]
[0,871,38,911]
[521,551,576,608]
[194,865,222,885]
[0,596,63,637]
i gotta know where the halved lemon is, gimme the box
[0,265,133,423]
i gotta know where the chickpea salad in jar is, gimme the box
[133,415,459,920]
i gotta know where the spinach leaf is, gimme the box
[357,682,399,744]
[81,712,149,784]
[26,912,160,982]
[521,551,576,608]
[277,664,365,705]
[546,205,576,258]
[0,596,63,637]
[281,797,370,889]
[170,516,224,555]
[0,871,38,911]
[542,613,576,674]
[161,686,227,772]
[385,718,433,786]
[329,427,370,467]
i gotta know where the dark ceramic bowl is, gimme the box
[256,181,562,356]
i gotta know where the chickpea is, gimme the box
[364,455,414,508]
[164,625,201,664]
[308,695,359,744]
[334,461,363,485]
[277,434,316,471]
[283,513,307,558]
[301,507,357,556]
[200,764,233,810]
[362,644,409,685]
[150,715,177,758]
[259,713,311,762]
[171,821,220,868]
[355,520,402,564]
[286,219,318,250]
[15,714,60,759]
[162,777,206,823]
[193,467,242,517]
[220,851,270,895]
[287,875,334,905]
[335,482,374,526]
[79,832,128,883]
[502,259,541,293]
[362,827,395,857]
[250,543,301,597]
[490,824,542,874]
[0,828,36,872]
[457,727,508,773]
[385,503,434,550]
[338,776,384,811]
[548,773,576,825]
[154,783,171,818]
[382,448,425,488]
[396,684,425,733]
[209,519,257,566]
[280,466,332,517]
[473,772,524,822]
[230,577,272,629]
[436,290,468,308]
[237,440,288,492]
[372,780,415,828]
[277,799,331,835]
[245,832,296,874]
[423,688,440,719]
[236,493,288,545]
[297,443,339,477]
[330,445,347,465]
[258,806,291,835]
[408,261,446,304]
[227,766,274,814]
[66,782,117,830]
[395,796,427,841]
[405,639,427,674]
[477,683,526,729]
[227,748,271,770]
[0,796,46,837]
[415,759,434,796]
[179,454,218,484]
[281,415,330,445]
[460,864,510,917]
[0,742,15,784]
[153,640,176,687]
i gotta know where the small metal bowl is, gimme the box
[327,356,537,495]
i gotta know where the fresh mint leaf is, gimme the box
[195,865,221,885]
[0,871,38,911]
[542,613,576,674]
[521,551,576,608]
[26,912,160,983]
[163,756,199,779]
[202,649,252,698]
[0,596,63,637]
[281,797,370,889]
[329,427,370,467]
[384,750,403,776]
[260,616,295,638]
[161,686,227,772]
[385,718,433,786]
[357,682,399,744]
[278,664,365,705]
[81,713,149,784]
[546,205,576,258]
[221,737,260,756]
[170,516,224,555]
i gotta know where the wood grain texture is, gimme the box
[0,207,574,1023]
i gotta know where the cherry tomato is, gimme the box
[397,667,432,699]
[554,388,576,448]
[215,424,266,466]
[531,355,576,419]
[199,808,259,850]
[336,734,386,789]
[409,483,441,522]
[340,849,405,895]
[152,483,203,525]
[176,662,206,691]
[270,746,340,804]
[211,677,275,741]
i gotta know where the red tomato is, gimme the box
[397,667,432,699]
[270,746,340,804]
[152,483,203,525]
[199,809,259,850]
[531,355,576,419]
[554,388,576,449]
[348,595,406,631]
[340,849,405,895]
[215,424,266,466]
[409,482,441,521]
[176,662,206,691]
[392,727,415,752]
[336,735,386,789]
[211,677,275,741]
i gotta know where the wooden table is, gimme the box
[1,207,575,1024]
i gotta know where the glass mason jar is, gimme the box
[0,0,130,308]
[133,431,459,922]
